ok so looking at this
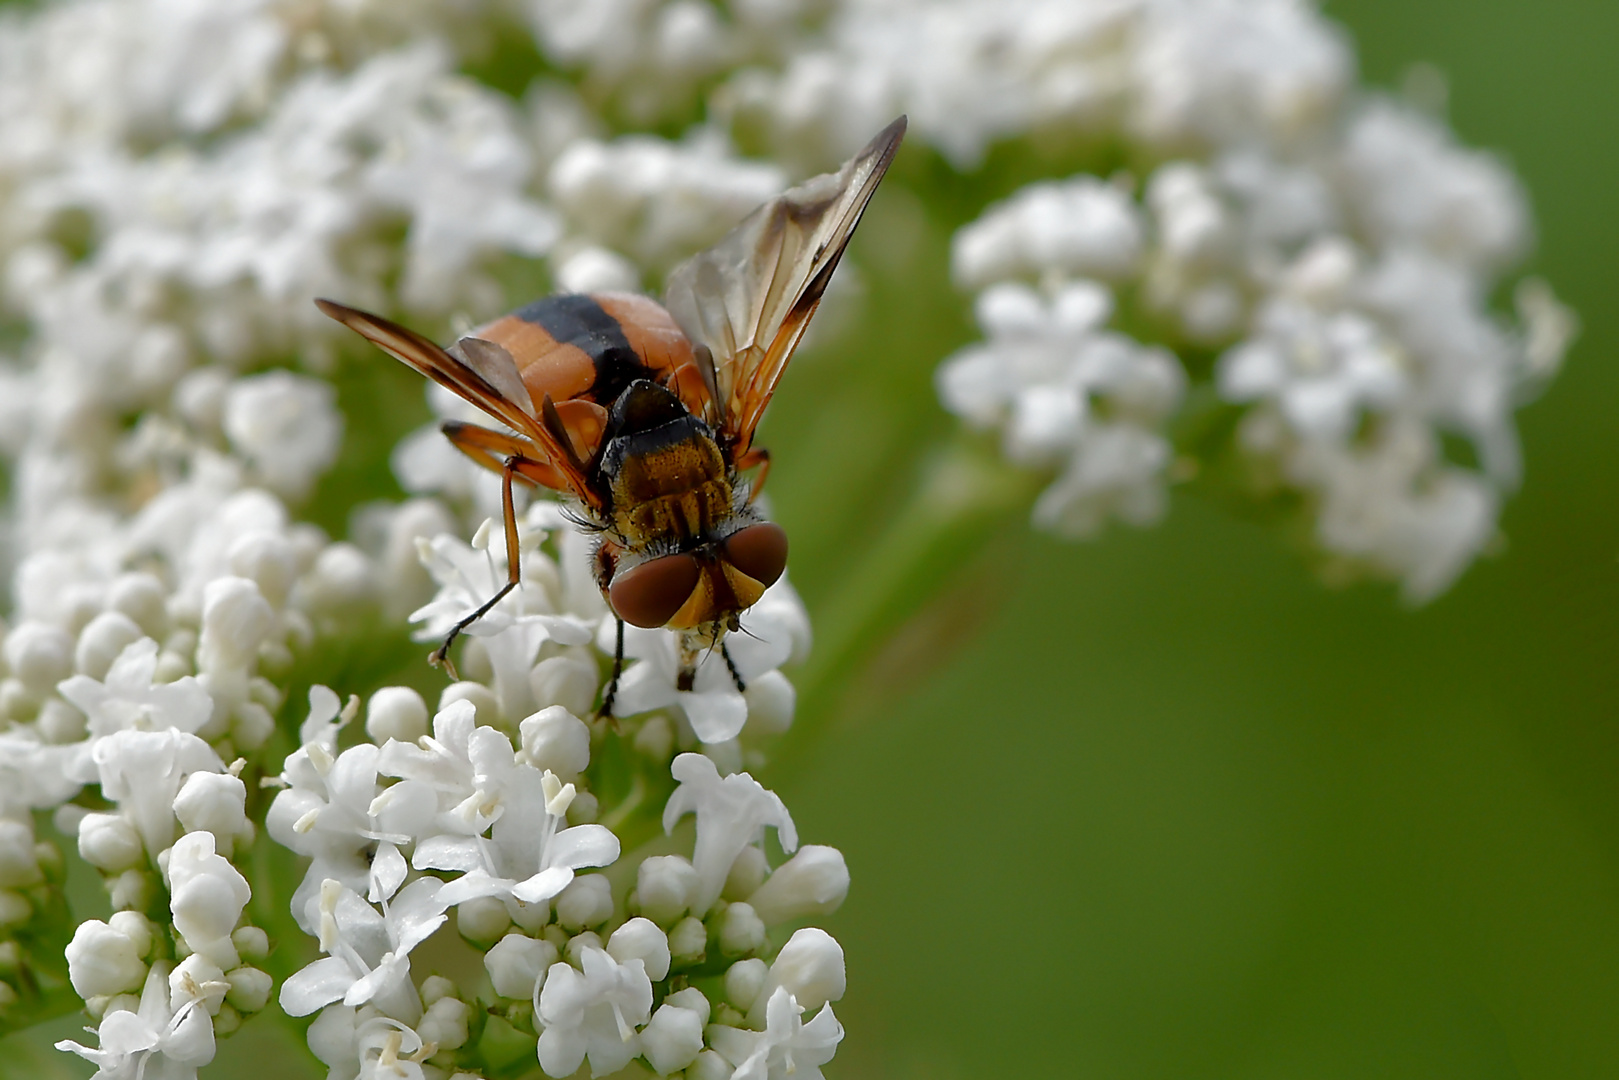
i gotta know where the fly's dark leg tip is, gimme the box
[721,643,746,694]
[429,635,461,681]
[432,580,518,680]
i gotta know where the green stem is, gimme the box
[771,440,1043,781]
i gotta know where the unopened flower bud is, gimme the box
[301,543,378,618]
[0,819,41,889]
[741,670,795,736]
[632,714,674,760]
[365,686,429,744]
[746,845,850,925]
[107,911,152,958]
[555,875,613,930]
[78,813,142,872]
[666,986,710,1023]
[457,896,513,947]
[718,902,765,957]
[607,917,670,981]
[232,702,275,751]
[5,622,72,694]
[109,868,153,912]
[0,890,28,926]
[764,927,846,1015]
[66,918,147,997]
[668,915,706,966]
[688,1049,735,1080]
[421,975,457,1006]
[230,925,269,961]
[198,578,272,674]
[228,532,298,608]
[167,831,250,968]
[173,772,250,852]
[107,573,169,638]
[213,1002,242,1036]
[563,930,604,968]
[529,654,598,717]
[486,933,558,999]
[637,855,698,926]
[519,706,590,780]
[0,679,34,722]
[36,696,86,743]
[723,847,768,901]
[74,613,143,680]
[439,681,501,730]
[225,965,273,1013]
[724,957,767,1010]
[641,1001,705,1074]
[565,790,598,825]
[169,953,228,1015]
[419,994,472,1050]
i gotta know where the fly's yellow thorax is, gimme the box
[608,430,733,547]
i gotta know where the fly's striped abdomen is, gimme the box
[463,292,712,469]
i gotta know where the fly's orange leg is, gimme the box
[430,454,526,679]
[441,420,568,488]
[736,447,771,503]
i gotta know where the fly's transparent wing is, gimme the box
[664,116,907,456]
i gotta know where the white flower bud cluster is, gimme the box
[0,461,379,1074]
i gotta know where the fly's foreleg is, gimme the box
[597,616,625,720]
[720,642,746,693]
[431,456,523,679]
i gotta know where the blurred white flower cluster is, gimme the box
[911,1,1575,599]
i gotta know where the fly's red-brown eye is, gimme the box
[722,522,788,589]
[609,553,701,629]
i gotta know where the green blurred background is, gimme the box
[775,2,1619,1078]
[8,0,1618,1077]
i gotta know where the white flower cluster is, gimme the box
[269,680,849,1080]
[900,0,1577,599]
[0,0,1578,1074]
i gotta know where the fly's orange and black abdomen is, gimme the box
[479,294,774,636]
[469,292,714,478]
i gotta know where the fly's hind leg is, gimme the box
[430,453,527,679]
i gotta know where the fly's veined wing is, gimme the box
[664,116,907,457]
[314,298,601,506]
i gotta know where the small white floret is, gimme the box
[747,845,849,926]
[485,932,559,1000]
[607,917,671,981]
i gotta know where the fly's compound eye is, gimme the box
[722,522,788,590]
[609,553,701,629]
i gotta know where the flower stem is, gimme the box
[772,439,1042,780]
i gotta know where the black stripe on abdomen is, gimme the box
[514,294,655,404]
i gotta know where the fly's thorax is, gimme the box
[600,416,733,546]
